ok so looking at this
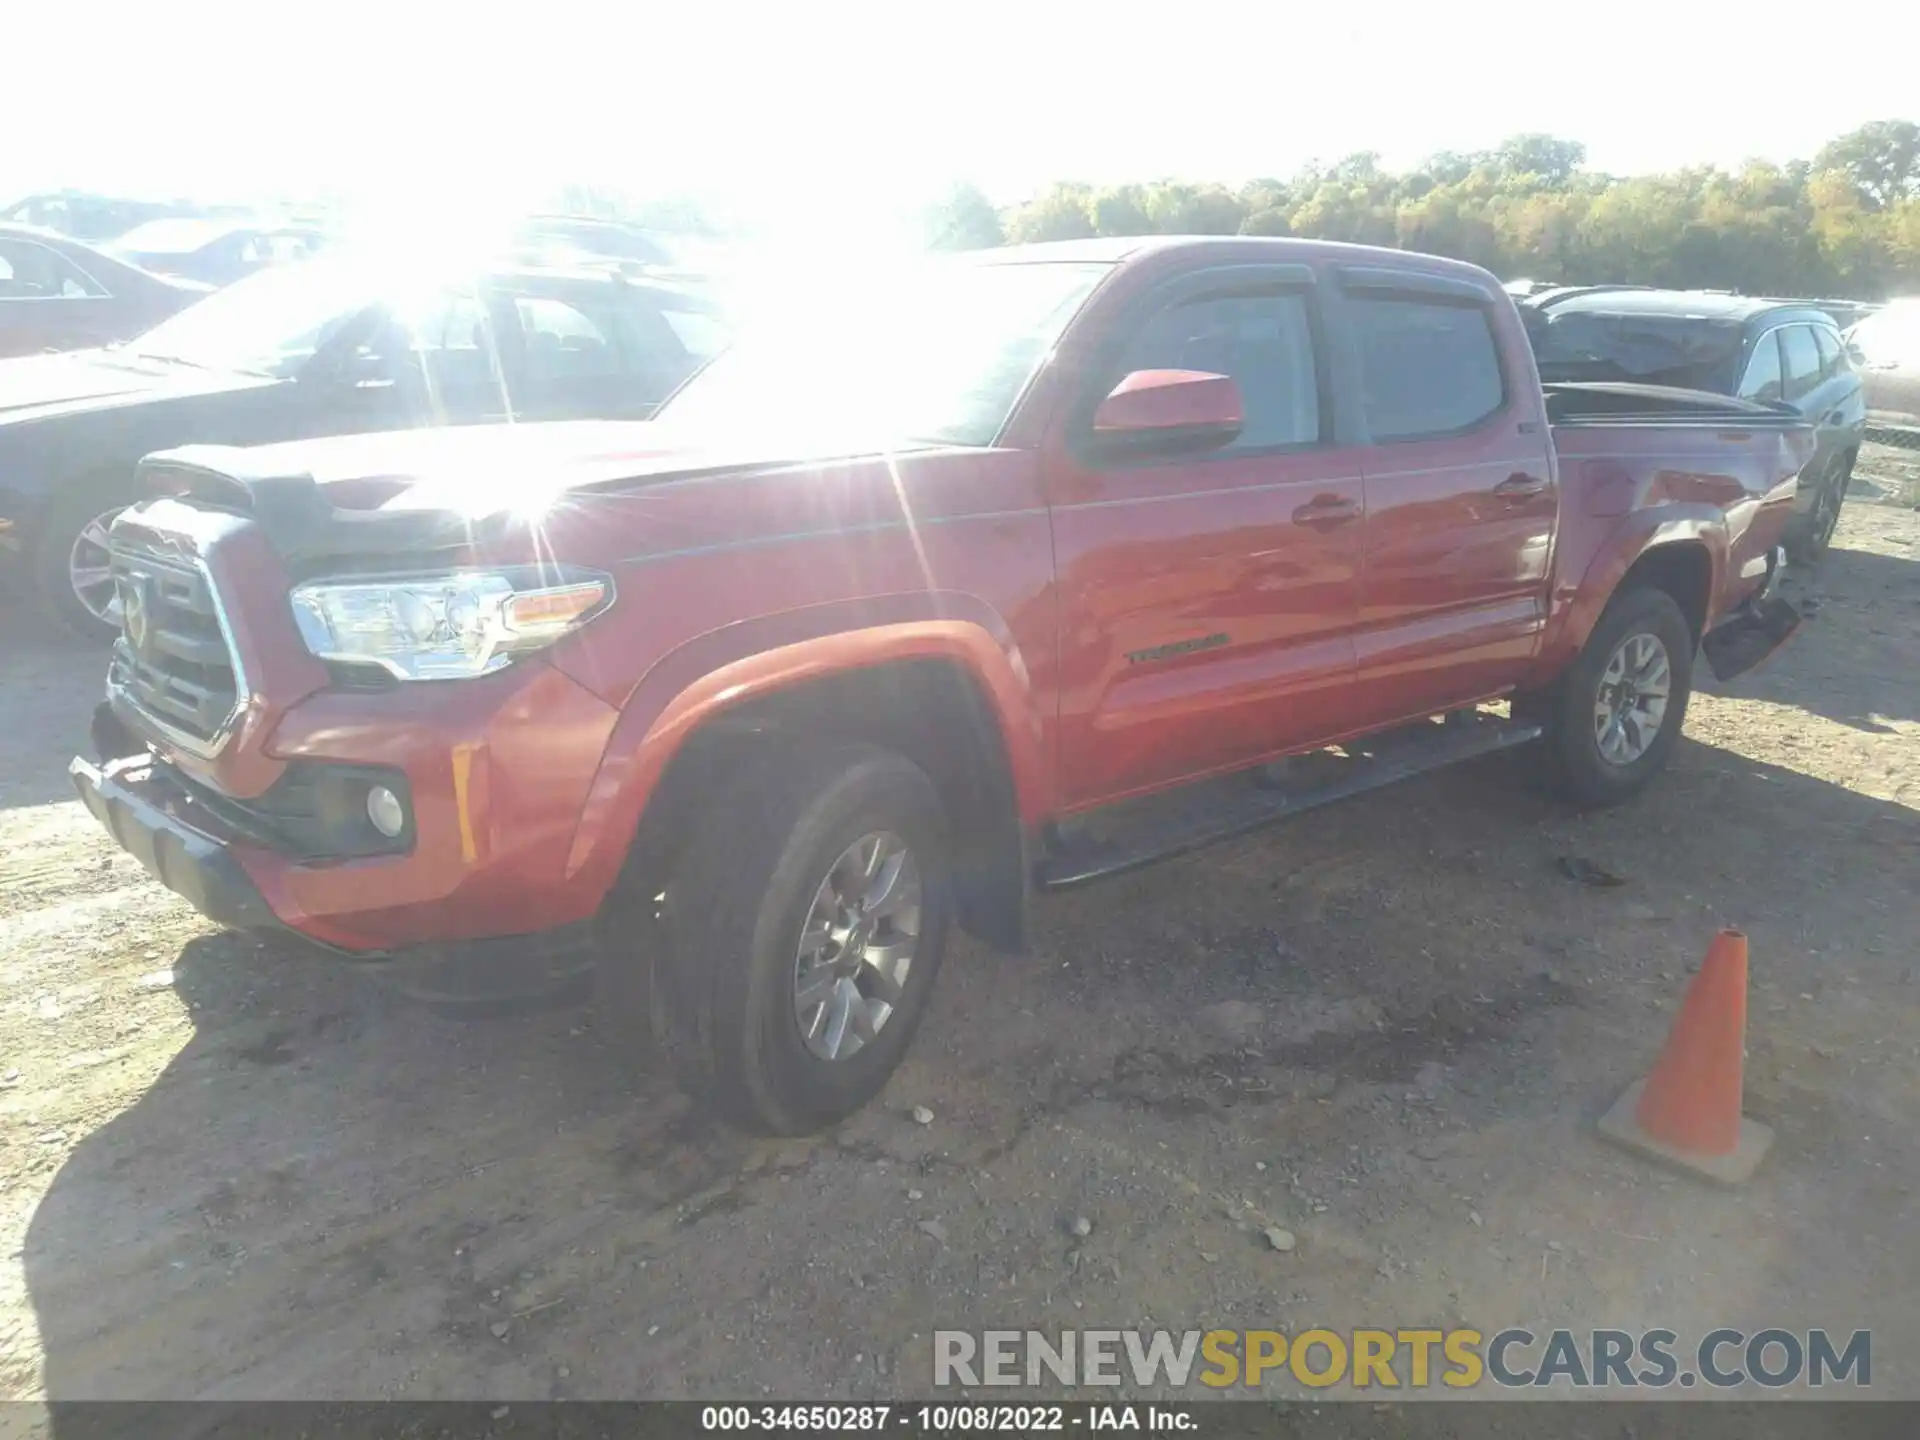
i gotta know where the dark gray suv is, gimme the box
[1523,287,1868,562]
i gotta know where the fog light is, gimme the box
[366,784,406,839]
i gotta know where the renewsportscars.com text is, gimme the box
[933,1327,1871,1391]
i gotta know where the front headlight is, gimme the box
[289,565,613,680]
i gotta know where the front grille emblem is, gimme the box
[121,574,155,658]
[106,538,244,756]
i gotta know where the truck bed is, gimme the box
[1543,381,1809,427]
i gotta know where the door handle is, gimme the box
[1495,472,1548,500]
[1291,494,1360,527]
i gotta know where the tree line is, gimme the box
[922,121,1920,300]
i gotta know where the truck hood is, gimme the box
[149,420,938,520]
[0,348,274,425]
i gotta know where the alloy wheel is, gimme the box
[1592,632,1672,766]
[68,508,125,625]
[791,831,922,1061]
[1811,461,1846,549]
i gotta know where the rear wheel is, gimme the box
[1521,586,1695,809]
[1784,451,1851,565]
[638,740,952,1135]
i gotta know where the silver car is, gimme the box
[1848,299,1920,434]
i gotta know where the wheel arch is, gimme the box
[565,606,1048,954]
[1614,540,1714,646]
[1525,511,1727,690]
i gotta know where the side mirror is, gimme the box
[1090,369,1243,457]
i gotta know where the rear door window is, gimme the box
[1738,333,1783,403]
[515,294,623,382]
[1779,325,1823,402]
[1349,296,1504,441]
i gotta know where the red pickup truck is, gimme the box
[72,237,1814,1135]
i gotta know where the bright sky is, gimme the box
[7,0,1917,244]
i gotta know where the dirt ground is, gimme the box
[2,449,1916,1407]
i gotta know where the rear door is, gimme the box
[1337,269,1557,728]
[1047,263,1364,807]
[1780,322,1856,469]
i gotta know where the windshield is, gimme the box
[1526,310,1746,391]
[122,256,376,376]
[657,259,1112,447]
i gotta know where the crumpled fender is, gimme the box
[1520,504,1729,691]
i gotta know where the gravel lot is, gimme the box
[2,449,1916,1405]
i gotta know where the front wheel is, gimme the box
[1520,586,1695,809]
[33,491,128,642]
[646,741,952,1135]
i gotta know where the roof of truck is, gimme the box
[977,234,1501,280]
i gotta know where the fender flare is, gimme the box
[561,592,1049,900]
[1524,507,1729,690]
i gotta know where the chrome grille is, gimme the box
[106,534,244,753]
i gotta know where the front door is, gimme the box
[1046,266,1364,809]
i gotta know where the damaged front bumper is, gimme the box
[70,751,286,934]
[70,740,601,1012]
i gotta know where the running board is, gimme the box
[1035,713,1543,890]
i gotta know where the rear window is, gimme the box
[1526,310,1745,391]
[1351,296,1505,441]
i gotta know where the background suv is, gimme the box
[1523,288,1868,561]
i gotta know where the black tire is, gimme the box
[1783,451,1850,566]
[645,740,952,1135]
[32,488,128,642]
[1523,586,1695,809]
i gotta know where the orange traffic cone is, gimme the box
[1598,928,1774,1184]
